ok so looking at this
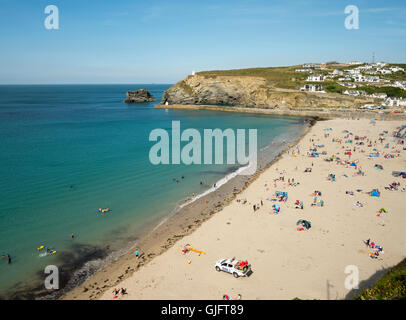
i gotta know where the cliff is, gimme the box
[124,89,156,103]
[161,74,376,109]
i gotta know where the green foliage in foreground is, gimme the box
[355,258,406,300]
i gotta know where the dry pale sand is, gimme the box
[100,119,406,300]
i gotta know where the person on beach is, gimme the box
[7,254,11,264]
[135,250,139,258]
[365,239,371,247]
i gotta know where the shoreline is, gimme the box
[58,116,311,300]
[155,104,406,120]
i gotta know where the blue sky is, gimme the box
[0,0,405,84]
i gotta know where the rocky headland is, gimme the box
[160,74,376,109]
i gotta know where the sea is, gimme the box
[0,84,307,298]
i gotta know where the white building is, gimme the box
[339,82,357,88]
[372,62,388,68]
[349,61,363,65]
[384,97,406,107]
[353,75,367,82]
[344,90,366,97]
[378,69,392,74]
[390,66,405,73]
[338,77,352,81]
[332,69,344,76]
[365,70,378,75]
[371,93,387,99]
[367,76,380,83]
[303,63,321,69]
[306,75,326,82]
[346,69,361,75]
[300,84,323,92]
[394,81,406,90]
[295,68,312,73]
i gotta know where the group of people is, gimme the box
[112,287,127,298]
[253,200,264,212]
[222,293,242,300]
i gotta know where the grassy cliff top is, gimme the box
[197,65,307,89]
[197,63,406,97]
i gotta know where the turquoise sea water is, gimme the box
[0,85,306,298]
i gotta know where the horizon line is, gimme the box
[0,83,175,86]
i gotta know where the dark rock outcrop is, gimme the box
[124,89,156,103]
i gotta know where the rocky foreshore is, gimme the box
[124,88,156,103]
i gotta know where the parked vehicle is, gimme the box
[214,258,252,278]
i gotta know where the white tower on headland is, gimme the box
[192,70,196,76]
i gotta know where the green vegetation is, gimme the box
[197,64,406,98]
[390,63,406,69]
[355,258,406,300]
[324,82,343,94]
[357,85,406,98]
[198,66,308,89]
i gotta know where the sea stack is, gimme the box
[124,88,156,103]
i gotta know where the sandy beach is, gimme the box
[64,118,406,300]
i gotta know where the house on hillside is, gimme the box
[306,75,326,82]
[353,75,367,82]
[384,97,406,107]
[393,81,406,90]
[344,90,366,97]
[339,82,357,88]
[338,77,352,81]
[303,63,321,69]
[378,69,392,75]
[295,68,312,73]
[300,84,324,92]
[390,66,405,73]
[371,93,387,99]
[367,76,380,83]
